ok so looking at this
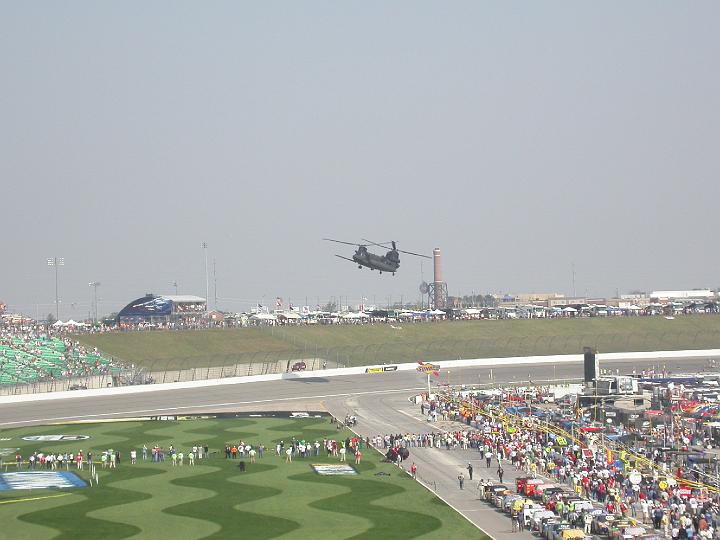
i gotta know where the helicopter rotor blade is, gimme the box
[360,238,392,249]
[396,249,431,259]
[324,238,364,247]
[362,238,431,259]
[334,254,356,262]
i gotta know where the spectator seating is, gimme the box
[0,334,118,385]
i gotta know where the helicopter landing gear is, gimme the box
[392,272,395,276]
[358,265,362,269]
[379,271,382,274]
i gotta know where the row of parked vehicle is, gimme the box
[480,477,656,540]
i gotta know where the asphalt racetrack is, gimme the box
[0,354,714,539]
[0,355,712,427]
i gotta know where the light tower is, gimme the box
[47,257,64,320]
[201,242,209,313]
[89,282,101,322]
[427,247,448,309]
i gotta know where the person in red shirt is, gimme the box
[410,462,417,479]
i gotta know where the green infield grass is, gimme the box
[75,315,720,370]
[0,416,485,540]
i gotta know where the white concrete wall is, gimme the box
[0,348,717,405]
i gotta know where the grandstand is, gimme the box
[117,293,206,324]
[0,332,119,385]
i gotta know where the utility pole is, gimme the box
[572,262,576,298]
[47,257,64,321]
[201,242,209,313]
[172,281,179,295]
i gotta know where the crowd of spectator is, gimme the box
[399,388,720,539]
[0,325,122,384]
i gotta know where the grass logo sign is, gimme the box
[311,464,358,476]
[0,472,87,491]
[21,435,90,442]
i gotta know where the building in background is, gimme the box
[116,294,206,324]
[650,290,715,301]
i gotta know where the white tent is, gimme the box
[562,307,578,313]
[52,320,66,327]
[429,309,446,316]
[250,313,277,321]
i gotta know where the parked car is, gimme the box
[535,483,561,498]
[560,529,586,540]
[493,488,512,507]
[607,519,635,540]
[531,510,557,531]
[524,478,545,496]
[567,498,593,513]
[484,484,509,503]
[291,361,307,372]
[592,513,618,535]
[549,522,574,540]
[521,503,545,526]
[516,476,532,493]
[541,518,564,539]
[502,494,524,513]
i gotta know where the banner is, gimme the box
[365,366,398,374]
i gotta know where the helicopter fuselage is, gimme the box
[353,249,399,273]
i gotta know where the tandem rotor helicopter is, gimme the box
[323,238,430,275]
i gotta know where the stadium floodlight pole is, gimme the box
[89,282,100,322]
[47,257,64,321]
[201,242,209,313]
[213,258,217,311]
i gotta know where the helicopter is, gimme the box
[323,238,430,275]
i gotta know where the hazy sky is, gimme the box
[2,2,719,318]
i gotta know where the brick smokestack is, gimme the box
[433,247,447,309]
[433,247,442,283]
